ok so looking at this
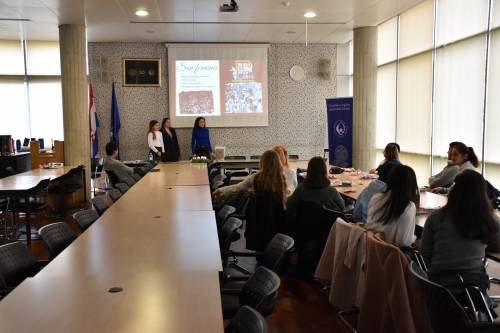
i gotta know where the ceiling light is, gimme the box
[145,30,155,34]
[286,31,296,34]
[304,11,316,18]
[135,9,149,17]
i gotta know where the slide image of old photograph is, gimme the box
[224,83,263,114]
[179,91,215,115]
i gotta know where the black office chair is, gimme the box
[0,242,40,296]
[220,217,243,254]
[105,170,120,186]
[217,205,237,226]
[244,192,286,251]
[408,261,499,333]
[91,196,109,216]
[294,201,338,280]
[38,222,77,260]
[224,155,250,178]
[130,173,141,182]
[107,189,122,202]
[119,175,136,187]
[221,266,281,319]
[0,197,17,245]
[48,165,85,216]
[114,182,130,194]
[225,305,268,333]
[72,209,99,231]
[10,178,51,244]
[288,154,299,160]
[223,233,295,280]
[249,155,261,160]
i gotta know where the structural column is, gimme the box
[59,24,90,199]
[352,26,377,171]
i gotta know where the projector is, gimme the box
[220,0,239,12]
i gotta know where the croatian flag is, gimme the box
[89,81,100,157]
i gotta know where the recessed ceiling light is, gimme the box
[304,11,316,18]
[135,9,149,17]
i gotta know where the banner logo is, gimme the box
[334,120,348,138]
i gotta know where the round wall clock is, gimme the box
[289,65,306,82]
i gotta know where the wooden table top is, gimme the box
[0,166,75,191]
[142,163,209,186]
[40,210,222,276]
[0,271,224,333]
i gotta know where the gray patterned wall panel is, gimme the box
[88,42,337,161]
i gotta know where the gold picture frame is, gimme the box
[122,58,161,87]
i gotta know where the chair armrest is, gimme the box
[223,250,261,258]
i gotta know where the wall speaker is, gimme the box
[318,58,331,80]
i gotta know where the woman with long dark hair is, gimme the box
[287,156,345,216]
[160,117,180,162]
[191,117,212,158]
[422,170,500,292]
[431,143,479,194]
[366,164,419,247]
[147,120,164,161]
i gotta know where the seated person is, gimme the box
[428,141,462,189]
[273,145,298,194]
[103,142,134,176]
[431,142,479,194]
[421,170,500,293]
[352,179,387,223]
[366,164,419,247]
[287,156,345,217]
[369,143,401,182]
[213,150,287,206]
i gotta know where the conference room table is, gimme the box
[0,162,225,332]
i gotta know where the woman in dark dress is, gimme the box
[160,117,180,162]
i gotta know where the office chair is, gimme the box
[225,305,268,333]
[72,209,99,231]
[38,222,77,260]
[91,196,109,216]
[107,188,122,202]
[0,242,40,297]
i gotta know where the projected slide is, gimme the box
[176,60,220,116]
[168,44,269,128]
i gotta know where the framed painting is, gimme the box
[123,58,161,87]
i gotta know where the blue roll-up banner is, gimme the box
[326,97,353,167]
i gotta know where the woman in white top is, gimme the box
[147,120,164,161]
[431,143,479,194]
[272,145,297,195]
[366,164,419,247]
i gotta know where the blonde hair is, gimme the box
[254,150,287,202]
[272,145,289,169]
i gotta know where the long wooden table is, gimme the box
[0,162,224,332]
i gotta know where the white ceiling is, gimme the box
[0,0,425,43]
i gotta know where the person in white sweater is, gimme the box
[431,143,479,194]
[366,164,420,247]
[147,120,164,161]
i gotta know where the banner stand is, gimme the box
[326,97,353,167]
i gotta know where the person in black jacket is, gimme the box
[160,117,180,162]
[369,143,401,182]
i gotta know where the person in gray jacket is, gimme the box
[428,141,462,189]
[103,142,134,176]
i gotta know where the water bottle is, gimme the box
[148,152,153,162]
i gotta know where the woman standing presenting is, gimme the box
[161,117,180,162]
[147,120,164,161]
[191,117,212,158]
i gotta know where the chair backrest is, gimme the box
[0,242,39,288]
[120,175,136,187]
[250,155,261,160]
[130,173,141,181]
[217,205,236,224]
[408,261,471,333]
[240,267,281,316]
[245,192,286,251]
[107,188,122,202]
[261,233,295,273]
[226,155,246,160]
[72,209,99,231]
[28,178,51,194]
[220,217,243,253]
[38,222,77,260]
[288,154,299,160]
[91,196,109,216]
[105,170,120,186]
[225,305,268,333]
[296,201,337,246]
[114,182,130,194]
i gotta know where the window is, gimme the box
[336,41,353,97]
[399,0,434,58]
[0,39,63,144]
[376,63,397,149]
[377,17,398,66]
